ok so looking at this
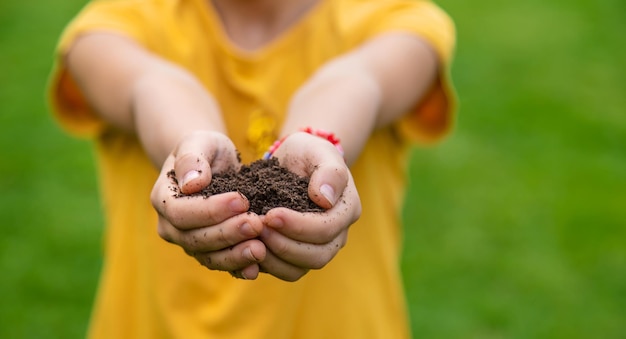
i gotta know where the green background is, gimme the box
[1,0,624,338]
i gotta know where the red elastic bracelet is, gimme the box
[262,127,344,160]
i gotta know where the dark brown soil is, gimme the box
[168,158,325,215]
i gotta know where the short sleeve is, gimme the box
[370,1,457,145]
[47,0,153,138]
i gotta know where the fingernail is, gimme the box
[320,184,336,207]
[180,170,200,187]
[241,271,250,280]
[230,198,247,212]
[240,223,256,237]
[243,247,257,262]
[267,217,283,228]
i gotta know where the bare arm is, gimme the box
[282,32,438,165]
[66,33,226,167]
[259,33,439,280]
[66,33,267,279]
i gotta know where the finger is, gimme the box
[241,264,261,280]
[159,212,263,252]
[192,239,266,272]
[263,179,361,243]
[173,131,240,194]
[174,152,212,195]
[260,227,347,269]
[258,250,309,282]
[307,161,349,209]
[274,132,348,209]
[230,264,261,280]
[153,187,249,229]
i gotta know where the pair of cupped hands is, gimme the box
[150,131,361,282]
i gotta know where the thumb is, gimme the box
[308,161,349,209]
[274,131,348,209]
[173,131,239,195]
[174,152,212,195]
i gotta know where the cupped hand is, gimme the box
[150,131,266,279]
[259,132,362,281]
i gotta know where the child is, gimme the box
[48,0,456,337]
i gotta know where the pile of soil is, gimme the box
[168,158,325,215]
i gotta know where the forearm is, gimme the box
[131,67,225,166]
[282,33,438,165]
[67,33,225,167]
[281,64,381,165]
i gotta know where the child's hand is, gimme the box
[258,132,362,281]
[150,131,267,280]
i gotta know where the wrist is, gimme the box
[263,127,345,160]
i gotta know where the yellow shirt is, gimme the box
[49,0,455,338]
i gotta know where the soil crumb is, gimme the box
[168,158,324,215]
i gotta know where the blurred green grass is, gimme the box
[402,0,626,338]
[0,0,624,338]
[0,1,102,338]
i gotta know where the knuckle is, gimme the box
[150,183,171,214]
[196,252,233,271]
[338,232,348,249]
[195,253,215,269]
[216,227,230,247]
[272,240,291,258]
[179,231,203,252]
[314,218,340,243]
[338,165,349,182]
[310,235,346,269]
[287,269,309,282]
[323,224,340,242]
[311,248,335,270]
[167,209,186,227]
[150,187,161,209]
[203,206,218,225]
[309,257,328,270]
[157,220,174,243]
[352,202,362,223]
[206,246,248,272]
